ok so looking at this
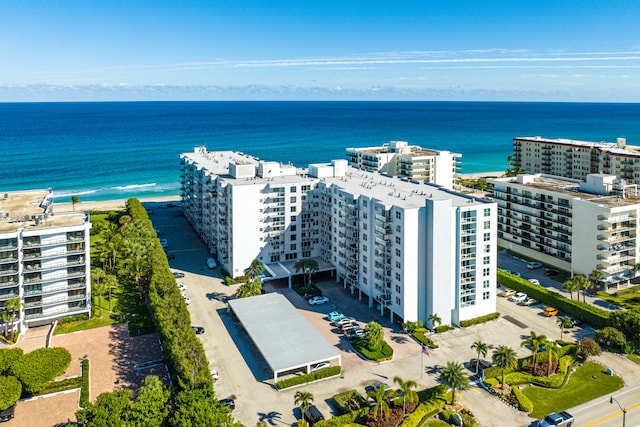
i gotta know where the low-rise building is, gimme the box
[489,173,640,287]
[346,141,461,189]
[181,147,497,326]
[0,190,91,331]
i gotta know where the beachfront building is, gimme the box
[0,190,92,332]
[489,173,640,287]
[180,147,497,326]
[346,141,461,189]
[513,136,640,185]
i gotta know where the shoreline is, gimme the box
[55,195,180,212]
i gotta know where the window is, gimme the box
[483,279,490,288]
[483,256,490,264]
[363,223,367,230]
[483,232,491,242]
[363,234,368,241]
[291,215,297,222]
[395,261,401,268]
[395,211,402,219]
[271,255,280,262]
[395,272,401,281]
[396,224,401,232]
[363,200,368,207]
[395,236,401,244]
[395,296,401,305]
[302,250,311,258]
[483,267,490,276]
[363,277,367,284]
[395,285,401,293]
[484,208,491,217]
[363,255,367,262]
[290,196,297,203]
[290,206,297,212]
[363,266,367,274]
[290,186,297,193]
[363,244,368,252]
[395,248,401,257]
[484,244,491,253]
[290,244,297,250]
[483,291,490,300]
[291,224,297,231]
[484,221,490,230]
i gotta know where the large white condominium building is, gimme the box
[346,141,461,189]
[0,190,92,331]
[514,136,640,185]
[489,173,640,287]
[181,147,497,326]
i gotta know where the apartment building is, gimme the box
[346,141,461,189]
[489,173,640,286]
[513,136,640,184]
[0,190,92,331]
[180,147,497,326]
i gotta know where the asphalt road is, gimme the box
[148,204,640,427]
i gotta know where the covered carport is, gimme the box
[228,292,340,383]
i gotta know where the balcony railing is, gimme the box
[23,294,87,309]
[24,304,89,321]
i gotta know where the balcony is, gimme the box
[24,304,89,321]
[0,292,19,301]
[24,282,87,297]
[23,270,86,285]
[0,268,18,277]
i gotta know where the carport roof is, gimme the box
[228,293,339,374]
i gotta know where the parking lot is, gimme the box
[151,204,615,427]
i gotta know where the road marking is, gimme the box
[583,402,640,426]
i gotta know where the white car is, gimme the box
[211,369,219,380]
[528,279,540,285]
[206,258,217,269]
[182,293,191,305]
[527,261,542,270]
[509,292,528,303]
[310,362,330,372]
[177,283,187,292]
[308,296,329,305]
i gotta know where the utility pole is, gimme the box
[610,396,627,427]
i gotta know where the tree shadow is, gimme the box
[257,410,283,426]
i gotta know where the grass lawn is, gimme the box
[351,339,394,361]
[524,362,624,419]
[595,285,640,310]
[628,354,640,365]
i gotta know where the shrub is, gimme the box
[276,366,341,389]
[434,325,451,334]
[399,398,446,427]
[333,390,367,414]
[57,314,90,325]
[12,347,72,394]
[315,407,371,427]
[0,348,23,374]
[80,358,90,408]
[0,376,21,411]
[402,320,423,334]
[411,328,439,349]
[460,312,501,327]
[511,387,533,412]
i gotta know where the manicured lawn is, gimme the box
[351,339,394,361]
[628,354,640,365]
[595,286,640,310]
[524,362,624,419]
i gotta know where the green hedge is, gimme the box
[434,325,451,334]
[399,398,446,427]
[351,339,394,361]
[80,358,90,408]
[497,271,610,328]
[0,348,23,374]
[460,312,501,327]
[12,347,72,394]
[0,376,21,412]
[315,406,370,427]
[411,328,439,349]
[486,355,573,388]
[276,366,342,389]
[512,387,533,412]
[333,389,367,415]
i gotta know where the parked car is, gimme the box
[310,362,331,372]
[166,253,176,260]
[527,261,542,270]
[159,239,168,246]
[470,358,493,370]
[372,381,390,392]
[210,369,219,380]
[182,294,191,305]
[528,279,540,285]
[509,292,528,303]
[560,316,582,327]
[308,296,329,305]
[500,289,517,298]
[536,411,574,426]
[544,307,560,317]
[544,269,560,277]
[219,397,235,411]
[303,405,325,425]
[513,271,521,278]
[192,326,205,334]
[0,405,15,422]
[177,283,187,291]
[327,311,345,321]
[172,272,185,278]
[520,297,538,306]
[206,258,217,269]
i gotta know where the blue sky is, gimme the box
[2,1,640,101]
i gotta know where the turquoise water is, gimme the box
[1,101,639,202]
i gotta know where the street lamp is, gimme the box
[610,396,626,427]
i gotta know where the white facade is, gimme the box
[514,136,640,185]
[0,190,92,331]
[346,141,461,189]
[180,148,497,326]
[489,173,640,285]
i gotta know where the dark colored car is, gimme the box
[303,405,325,425]
[544,269,560,276]
[172,272,185,278]
[219,398,235,411]
[167,253,176,260]
[0,405,15,422]
[192,326,205,334]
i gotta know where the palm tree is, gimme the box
[438,361,470,405]
[104,274,118,310]
[293,259,319,285]
[556,316,572,340]
[5,297,21,340]
[243,259,265,281]
[71,195,80,211]
[393,375,418,417]
[544,340,559,377]
[562,278,579,300]
[521,330,547,375]
[572,274,591,303]
[590,269,603,292]
[492,345,518,390]
[367,385,395,420]
[427,313,441,332]
[236,279,262,299]
[364,321,384,350]
[1,311,10,339]
[294,391,314,427]
[471,340,489,373]
[92,279,107,316]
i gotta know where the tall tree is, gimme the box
[505,155,524,177]
[125,375,170,426]
[556,316,573,340]
[293,259,319,285]
[492,345,518,390]
[294,391,314,427]
[104,274,118,311]
[367,385,395,420]
[5,297,21,340]
[562,278,579,300]
[572,274,591,303]
[92,279,107,316]
[471,340,489,373]
[235,279,262,299]
[393,375,418,417]
[365,321,384,351]
[243,259,265,280]
[0,311,10,339]
[427,313,442,332]
[438,361,470,405]
[521,330,547,375]
[589,269,604,292]
[544,341,559,377]
[71,195,80,211]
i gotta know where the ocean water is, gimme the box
[1,101,640,203]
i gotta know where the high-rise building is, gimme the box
[181,147,497,326]
[0,190,92,331]
[346,141,461,189]
[513,136,640,184]
[489,173,640,287]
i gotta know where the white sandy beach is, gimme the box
[55,195,180,212]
